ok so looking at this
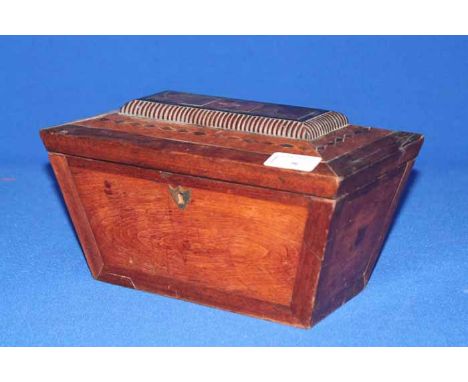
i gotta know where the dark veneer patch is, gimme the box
[141,90,328,121]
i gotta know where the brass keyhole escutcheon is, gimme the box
[168,185,192,209]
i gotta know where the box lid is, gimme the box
[40,91,423,199]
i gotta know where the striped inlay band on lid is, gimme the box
[119,91,349,141]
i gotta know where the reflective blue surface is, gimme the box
[0,36,467,346]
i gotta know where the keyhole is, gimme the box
[176,193,184,205]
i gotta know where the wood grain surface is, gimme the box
[41,107,424,328]
[70,157,308,306]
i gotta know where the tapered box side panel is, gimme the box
[57,155,334,327]
[311,161,415,325]
[48,154,104,277]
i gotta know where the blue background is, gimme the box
[0,36,467,346]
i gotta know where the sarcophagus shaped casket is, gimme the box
[40,91,423,328]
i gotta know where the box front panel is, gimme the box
[68,157,309,308]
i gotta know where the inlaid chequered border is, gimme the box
[120,99,348,141]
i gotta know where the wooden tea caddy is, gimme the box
[40,91,423,328]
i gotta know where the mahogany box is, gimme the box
[40,91,423,328]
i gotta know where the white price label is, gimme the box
[263,152,321,172]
